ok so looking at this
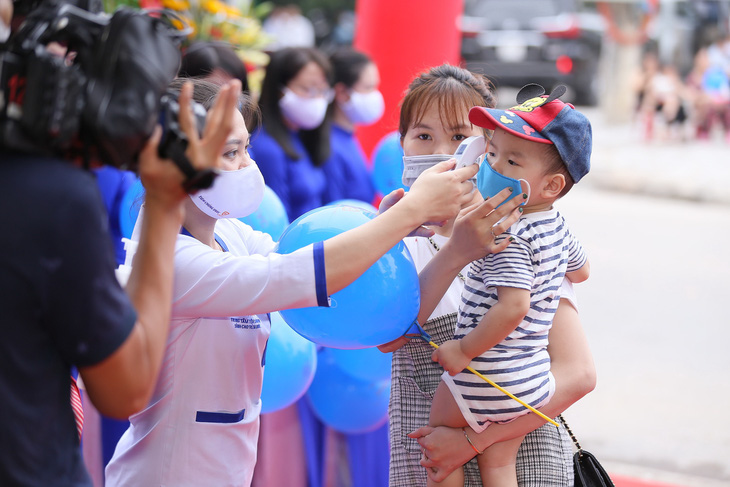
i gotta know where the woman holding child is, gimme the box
[381,65,597,486]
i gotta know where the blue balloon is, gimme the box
[372,131,406,196]
[277,205,420,349]
[261,312,317,414]
[306,348,390,434]
[119,178,145,239]
[239,185,289,241]
[326,198,378,214]
[324,346,391,382]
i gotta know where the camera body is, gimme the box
[0,2,186,172]
[158,91,219,192]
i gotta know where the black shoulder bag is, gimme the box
[559,415,615,487]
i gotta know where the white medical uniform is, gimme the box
[106,217,328,487]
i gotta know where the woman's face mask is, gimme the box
[476,155,530,207]
[279,88,328,130]
[401,154,452,187]
[189,164,265,219]
[340,89,384,126]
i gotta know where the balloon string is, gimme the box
[425,340,560,428]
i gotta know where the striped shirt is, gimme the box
[443,208,586,431]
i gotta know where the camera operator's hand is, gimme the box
[138,80,241,208]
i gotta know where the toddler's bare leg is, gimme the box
[427,381,468,487]
[476,435,524,487]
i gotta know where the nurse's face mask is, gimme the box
[189,164,266,219]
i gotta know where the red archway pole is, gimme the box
[353,0,464,161]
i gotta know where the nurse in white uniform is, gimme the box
[105,78,523,487]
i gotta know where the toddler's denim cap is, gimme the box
[469,92,592,183]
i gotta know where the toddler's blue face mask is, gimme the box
[476,156,530,207]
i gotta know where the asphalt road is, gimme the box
[557,183,730,485]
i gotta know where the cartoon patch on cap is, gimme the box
[509,84,567,113]
[499,114,516,125]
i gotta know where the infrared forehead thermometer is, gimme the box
[401,135,486,187]
[454,135,486,169]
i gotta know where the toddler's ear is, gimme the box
[542,173,566,199]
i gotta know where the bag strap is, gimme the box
[557,414,582,452]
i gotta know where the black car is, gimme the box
[460,0,604,106]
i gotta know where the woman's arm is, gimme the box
[322,160,478,294]
[411,299,596,482]
[567,259,590,284]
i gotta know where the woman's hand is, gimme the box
[403,160,479,228]
[431,340,471,375]
[408,425,481,482]
[443,187,524,264]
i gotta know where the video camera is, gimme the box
[0,1,216,191]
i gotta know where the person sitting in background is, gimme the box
[179,41,250,93]
[323,47,381,205]
[686,44,730,142]
[634,51,689,141]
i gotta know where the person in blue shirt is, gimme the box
[323,48,381,205]
[94,166,137,266]
[250,47,333,220]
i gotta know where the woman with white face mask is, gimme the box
[249,47,334,221]
[104,77,516,487]
[321,48,383,205]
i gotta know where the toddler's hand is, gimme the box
[431,340,471,375]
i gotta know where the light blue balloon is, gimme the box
[324,346,391,382]
[372,131,406,196]
[326,199,378,214]
[239,185,289,241]
[261,312,317,414]
[306,348,390,434]
[119,178,145,239]
[277,205,420,349]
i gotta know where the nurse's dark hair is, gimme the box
[399,64,496,141]
[179,41,250,94]
[167,77,260,131]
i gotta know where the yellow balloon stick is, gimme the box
[427,340,560,428]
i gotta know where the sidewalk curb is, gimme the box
[585,109,730,207]
[605,461,730,487]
